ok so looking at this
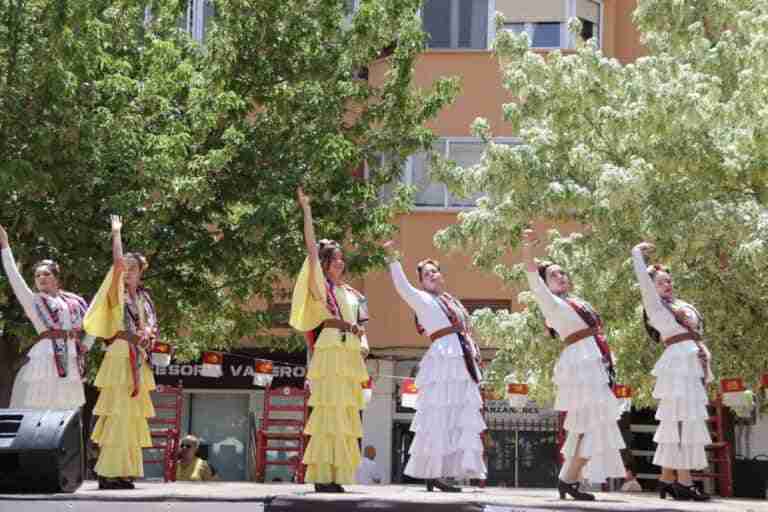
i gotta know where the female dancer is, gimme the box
[0,225,93,409]
[521,229,625,500]
[289,188,369,493]
[382,240,486,492]
[631,242,712,501]
[85,215,157,490]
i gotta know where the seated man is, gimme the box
[355,445,383,484]
[176,434,216,481]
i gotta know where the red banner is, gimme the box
[613,384,632,398]
[254,359,274,374]
[202,351,223,365]
[401,378,418,395]
[721,377,745,393]
[507,383,529,395]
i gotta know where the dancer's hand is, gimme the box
[634,242,655,256]
[297,187,310,210]
[0,225,8,249]
[521,229,538,271]
[521,229,538,247]
[110,214,123,233]
[381,240,397,255]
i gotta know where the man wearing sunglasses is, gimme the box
[176,435,216,481]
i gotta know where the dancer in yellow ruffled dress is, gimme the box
[85,215,158,490]
[289,188,369,493]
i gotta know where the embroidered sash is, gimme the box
[121,288,158,396]
[33,293,88,379]
[309,281,367,349]
[662,299,708,373]
[546,296,615,388]
[415,293,481,383]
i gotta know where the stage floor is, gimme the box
[0,481,765,512]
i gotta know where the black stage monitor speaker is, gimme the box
[0,408,83,493]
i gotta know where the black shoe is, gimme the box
[659,481,684,500]
[426,479,461,492]
[314,483,343,493]
[674,482,710,501]
[98,477,122,490]
[557,480,595,501]
[116,479,135,490]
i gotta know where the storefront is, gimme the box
[145,349,306,481]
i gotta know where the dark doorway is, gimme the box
[392,421,420,483]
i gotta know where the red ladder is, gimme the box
[255,385,309,483]
[693,396,733,497]
[144,381,184,482]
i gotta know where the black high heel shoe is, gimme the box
[425,479,461,492]
[658,481,682,500]
[557,480,595,501]
[98,476,132,490]
[674,482,710,501]
[314,483,345,493]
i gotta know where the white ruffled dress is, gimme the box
[631,249,713,470]
[527,272,626,483]
[389,261,486,480]
[2,248,93,409]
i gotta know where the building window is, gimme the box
[503,21,561,49]
[182,0,215,43]
[422,0,493,50]
[502,0,601,49]
[401,138,516,209]
[575,0,601,46]
[345,0,359,16]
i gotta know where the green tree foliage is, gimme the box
[433,1,768,407]
[0,0,459,404]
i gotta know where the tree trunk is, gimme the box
[0,334,22,408]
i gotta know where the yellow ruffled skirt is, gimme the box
[303,330,368,484]
[91,339,156,478]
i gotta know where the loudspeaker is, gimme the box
[0,408,84,493]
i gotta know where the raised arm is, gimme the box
[297,187,323,300]
[381,240,430,313]
[0,225,37,321]
[106,215,127,307]
[521,229,561,319]
[631,242,666,318]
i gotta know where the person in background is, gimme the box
[176,434,216,481]
[355,445,383,485]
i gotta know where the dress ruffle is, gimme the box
[651,340,711,470]
[91,339,155,478]
[303,329,368,484]
[554,338,626,483]
[404,334,487,480]
[10,339,85,409]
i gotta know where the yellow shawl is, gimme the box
[289,257,331,332]
[84,266,124,339]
